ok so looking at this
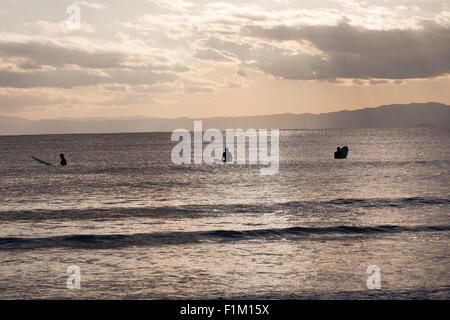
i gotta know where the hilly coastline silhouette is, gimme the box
[0,102,448,135]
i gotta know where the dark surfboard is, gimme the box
[340,146,349,158]
[31,156,52,166]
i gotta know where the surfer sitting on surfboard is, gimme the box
[31,153,68,166]
[222,148,232,163]
[60,153,67,166]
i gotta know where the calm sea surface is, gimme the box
[0,128,449,299]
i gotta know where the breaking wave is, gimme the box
[1,224,449,250]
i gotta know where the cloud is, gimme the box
[107,69,177,86]
[203,37,253,61]
[193,49,234,62]
[147,0,195,13]
[0,41,125,69]
[74,1,106,10]
[369,79,388,85]
[33,20,95,35]
[227,81,241,88]
[105,85,128,92]
[352,79,365,85]
[0,69,177,88]
[184,86,214,94]
[0,92,66,112]
[1,0,449,118]
[436,10,450,26]
[133,84,176,93]
[241,21,450,80]
[99,94,155,106]
[0,69,109,88]
[0,39,184,88]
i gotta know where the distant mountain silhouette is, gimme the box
[0,102,449,135]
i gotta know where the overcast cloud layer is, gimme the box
[241,21,450,80]
[0,0,449,118]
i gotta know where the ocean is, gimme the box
[0,127,449,299]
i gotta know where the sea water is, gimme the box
[0,128,448,299]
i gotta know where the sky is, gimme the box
[0,0,449,120]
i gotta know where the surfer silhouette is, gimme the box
[334,147,341,159]
[222,148,232,163]
[60,153,67,166]
[334,146,349,159]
